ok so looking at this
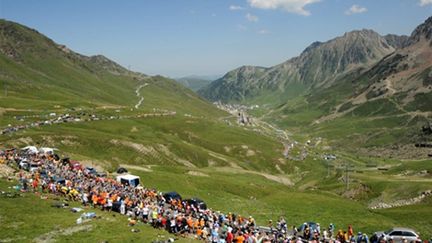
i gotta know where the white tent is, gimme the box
[22,146,38,154]
[39,147,55,154]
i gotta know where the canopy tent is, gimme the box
[39,147,56,154]
[22,146,38,154]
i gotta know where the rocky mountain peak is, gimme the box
[409,16,432,45]
[384,34,410,49]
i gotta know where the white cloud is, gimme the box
[229,5,244,11]
[257,29,270,35]
[345,4,367,15]
[247,0,321,16]
[246,13,259,22]
[419,0,432,6]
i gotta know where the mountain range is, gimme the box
[175,75,218,91]
[199,17,432,115]
[197,16,432,155]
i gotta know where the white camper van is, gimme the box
[116,174,140,187]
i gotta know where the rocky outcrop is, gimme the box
[384,34,410,49]
[369,190,432,209]
[408,16,432,45]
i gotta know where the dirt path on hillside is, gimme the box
[385,78,397,95]
[134,83,149,109]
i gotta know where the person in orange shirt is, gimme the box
[110,193,117,202]
[193,219,199,233]
[348,225,354,238]
[186,216,193,233]
[124,197,130,207]
[235,232,245,243]
[238,215,244,225]
[227,213,233,222]
[197,228,203,239]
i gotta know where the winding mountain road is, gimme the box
[134,83,149,109]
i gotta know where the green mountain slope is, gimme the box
[0,19,285,172]
[199,17,432,156]
[199,29,395,103]
[175,75,214,91]
[0,19,221,119]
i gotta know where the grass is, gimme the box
[0,116,285,173]
[2,160,432,241]
[0,179,196,243]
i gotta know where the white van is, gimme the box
[116,174,140,187]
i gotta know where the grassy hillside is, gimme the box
[1,18,432,242]
[2,155,432,241]
[176,76,213,92]
[0,19,222,120]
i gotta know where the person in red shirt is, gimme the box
[226,229,234,243]
[161,217,167,228]
[32,178,39,192]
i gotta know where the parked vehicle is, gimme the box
[298,222,319,232]
[163,191,182,202]
[96,172,107,178]
[372,228,421,243]
[84,166,97,175]
[184,197,207,210]
[116,167,128,174]
[116,174,140,187]
[55,177,66,186]
[69,160,82,171]
[61,157,70,166]
[29,162,40,173]
[19,160,29,170]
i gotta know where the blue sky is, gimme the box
[1,0,431,77]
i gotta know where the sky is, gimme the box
[1,0,431,78]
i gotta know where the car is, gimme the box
[61,157,70,166]
[184,198,207,210]
[53,154,60,161]
[84,166,97,175]
[163,191,182,202]
[298,222,319,232]
[112,201,122,213]
[96,172,107,178]
[69,160,83,171]
[19,160,29,170]
[29,163,40,173]
[39,170,49,179]
[372,228,421,243]
[55,177,66,186]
